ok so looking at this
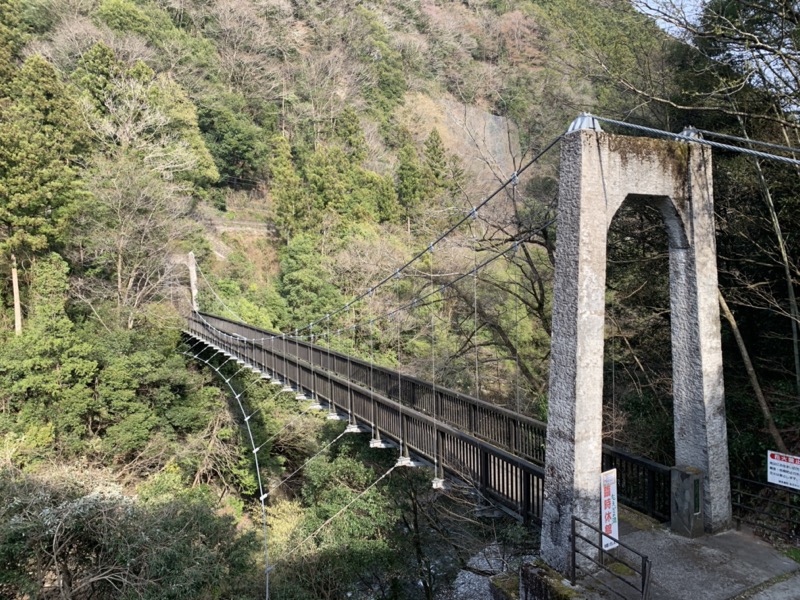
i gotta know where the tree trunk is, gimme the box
[735,115,800,399]
[754,162,800,399]
[777,121,800,399]
[11,253,22,336]
[116,250,124,325]
[188,251,199,312]
[718,290,788,453]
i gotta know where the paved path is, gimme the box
[578,509,799,599]
[747,572,800,599]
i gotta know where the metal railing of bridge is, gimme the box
[187,312,545,522]
[602,449,671,523]
[185,311,672,523]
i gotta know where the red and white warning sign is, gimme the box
[601,468,619,550]
[767,451,800,491]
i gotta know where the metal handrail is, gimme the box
[603,448,671,522]
[187,311,674,522]
[185,316,547,523]
[731,475,800,542]
[197,312,547,428]
[571,516,651,600]
[195,311,549,462]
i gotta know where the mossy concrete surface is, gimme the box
[519,562,582,600]
[490,572,520,600]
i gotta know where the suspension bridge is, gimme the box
[181,115,800,599]
[185,310,674,522]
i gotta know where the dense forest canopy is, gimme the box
[0,0,798,598]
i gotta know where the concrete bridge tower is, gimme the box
[540,117,732,573]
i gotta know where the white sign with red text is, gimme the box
[767,451,800,491]
[601,469,619,550]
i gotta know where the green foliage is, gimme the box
[94,0,221,98]
[269,133,309,241]
[96,0,152,36]
[304,146,381,222]
[349,7,407,115]
[18,0,59,35]
[279,234,344,326]
[198,95,271,187]
[334,107,368,163]
[198,268,287,332]
[268,131,398,239]
[0,270,240,467]
[423,128,448,189]
[72,43,122,109]
[0,55,88,257]
[495,70,541,134]
[271,432,400,599]
[75,43,218,186]
[90,328,195,456]
[355,168,398,224]
[0,255,97,456]
[147,75,220,185]
[396,142,427,223]
[0,465,260,599]
[0,0,26,84]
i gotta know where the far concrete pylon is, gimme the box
[540,120,731,574]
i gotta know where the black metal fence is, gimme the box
[571,516,652,600]
[193,312,547,453]
[186,312,546,523]
[186,311,673,523]
[602,448,671,522]
[731,475,800,543]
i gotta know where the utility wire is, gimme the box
[194,114,800,403]
[191,228,552,353]
[321,228,552,340]
[187,230,549,420]
[189,130,563,350]
[257,405,317,446]
[300,231,543,344]
[196,263,247,323]
[194,116,798,350]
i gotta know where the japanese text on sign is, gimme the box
[601,469,619,550]
[767,451,800,491]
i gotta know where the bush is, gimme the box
[0,465,261,599]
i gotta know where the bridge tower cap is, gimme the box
[680,126,702,140]
[567,113,602,133]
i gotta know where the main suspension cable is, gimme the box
[290,134,564,338]
[694,128,800,156]
[591,115,800,166]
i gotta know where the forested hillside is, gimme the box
[1,0,798,598]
